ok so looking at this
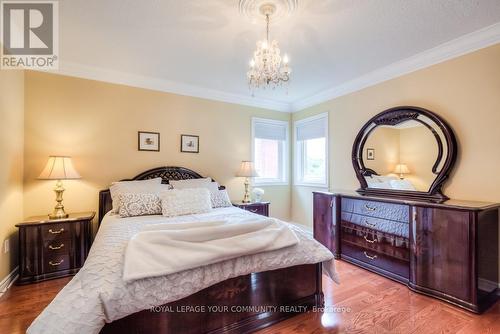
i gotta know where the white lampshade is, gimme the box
[393,163,410,175]
[236,161,259,177]
[38,156,81,180]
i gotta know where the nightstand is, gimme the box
[233,202,270,217]
[16,212,95,285]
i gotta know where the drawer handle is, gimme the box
[48,228,65,234]
[49,259,64,266]
[363,235,376,244]
[363,251,377,260]
[364,204,377,211]
[249,208,259,213]
[365,220,376,227]
[49,243,65,250]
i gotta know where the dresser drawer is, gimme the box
[41,223,72,242]
[234,203,269,216]
[341,222,409,261]
[341,211,409,238]
[42,254,71,273]
[244,205,266,215]
[342,243,409,280]
[43,238,71,256]
[341,198,409,222]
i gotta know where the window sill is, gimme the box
[293,183,329,188]
[253,182,290,187]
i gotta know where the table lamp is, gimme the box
[393,163,410,179]
[38,156,81,219]
[236,161,258,203]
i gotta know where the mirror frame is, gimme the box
[352,106,457,202]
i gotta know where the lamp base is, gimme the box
[49,210,69,220]
[48,180,69,220]
[242,177,251,203]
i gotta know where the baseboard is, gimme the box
[0,267,19,298]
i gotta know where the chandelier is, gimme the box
[246,4,291,91]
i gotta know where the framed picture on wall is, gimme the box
[181,134,199,153]
[367,148,375,160]
[138,131,160,151]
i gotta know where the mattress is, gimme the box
[28,207,334,334]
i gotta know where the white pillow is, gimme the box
[390,179,416,191]
[211,189,232,208]
[368,181,392,189]
[160,188,212,217]
[169,178,212,189]
[170,179,230,208]
[370,175,398,183]
[109,178,164,213]
[118,193,162,218]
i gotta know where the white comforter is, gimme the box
[28,207,335,334]
[124,217,299,281]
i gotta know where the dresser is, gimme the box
[16,212,95,284]
[233,201,270,217]
[313,191,499,313]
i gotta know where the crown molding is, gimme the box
[291,22,500,112]
[39,62,292,112]
[33,23,500,114]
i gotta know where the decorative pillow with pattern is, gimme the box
[211,189,232,208]
[160,188,212,217]
[118,193,162,218]
[109,178,165,213]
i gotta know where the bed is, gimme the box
[28,167,335,334]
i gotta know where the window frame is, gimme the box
[251,117,290,186]
[294,112,329,188]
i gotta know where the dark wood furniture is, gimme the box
[352,106,457,202]
[313,190,499,313]
[98,167,324,334]
[233,201,270,217]
[101,264,322,334]
[16,212,95,285]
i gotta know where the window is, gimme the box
[294,113,328,187]
[252,118,289,185]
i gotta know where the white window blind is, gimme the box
[252,118,289,185]
[296,117,327,141]
[294,113,328,187]
[254,121,287,141]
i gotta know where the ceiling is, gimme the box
[55,0,500,111]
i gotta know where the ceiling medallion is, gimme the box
[239,0,298,23]
[244,2,293,92]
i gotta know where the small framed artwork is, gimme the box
[367,148,375,160]
[138,131,160,152]
[181,134,199,153]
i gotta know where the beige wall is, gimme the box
[23,72,291,229]
[292,43,500,228]
[399,125,438,191]
[0,70,24,280]
[364,127,400,175]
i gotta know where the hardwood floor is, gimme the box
[1,261,499,333]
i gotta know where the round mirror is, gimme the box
[352,106,457,201]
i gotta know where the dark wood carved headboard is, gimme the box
[98,166,224,224]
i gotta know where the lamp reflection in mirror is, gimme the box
[393,163,410,179]
[38,156,81,219]
[236,161,259,203]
